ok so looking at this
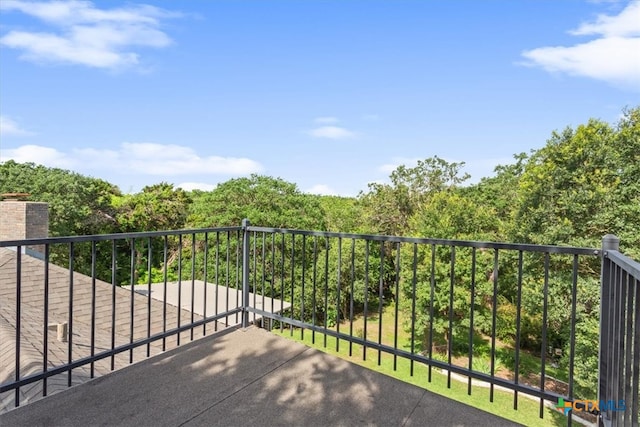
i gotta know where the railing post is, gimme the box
[598,234,620,427]
[241,219,251,328]
[601,234,620,252]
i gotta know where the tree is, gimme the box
[0,160,120,237]
[112,183,192,284]
[359,156,470,236]
[113,183,191,232]
[509,107,640,398]
[461,153,528,242]
[154,176,331,322]
[402,191,502,353]
[188,174,327,230]
[0,161,122,281]
[314,195,364,233]
[608,107,640,257]
[512,110,640,252]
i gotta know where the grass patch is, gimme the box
[274,327,574,427]
[271,302,580,426]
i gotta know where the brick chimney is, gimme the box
[0,193,49,255]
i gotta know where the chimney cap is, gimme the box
[1,193,31,201]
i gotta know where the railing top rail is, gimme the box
[0,222,602,256]
[247,225,600,256]
[0,226,243,247]
[605,249,640,280]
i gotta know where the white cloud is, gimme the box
[1,144,72,167]
[131,143,262,175]
[0,1,177,26]
[0,142,264,176]
[314,117,339,124]
[306,184,338,196]
[521,1,640,91]
[308,126,356,140]
[0,115,34,136]
[0,0,179,70]
[571,1,640,37]
[177,182,217,192]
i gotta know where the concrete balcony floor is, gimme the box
[0,327,520,427]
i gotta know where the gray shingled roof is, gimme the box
[0,248,222,413]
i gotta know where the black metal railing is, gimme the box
[1,221,638,427]
[241,222,606,426]
[599,235,640,427]
[0,226,245,412]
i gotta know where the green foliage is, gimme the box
[0,161,123,280]
[513,107,640,255]
[113,182,191,232]
[0,160,121,237]
[359,156,469,235]
[111,183,191,284]
[409,191,500,241]
[562,314,599,400]
[515,122,616,246]
[609,107,640,257]
[461,153,527,241]
[138,265,179,284]
[133,176,328,300]
[187,174,327,230]
[399,190,503,353]
[159,176,329,323]
[505,107,640,398]
[315,195,364,233]
[400,243,496,353]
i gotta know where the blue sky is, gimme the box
[1,0,639,196]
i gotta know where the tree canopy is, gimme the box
[511,107,639,256]
[187,174,327,230]
[0,160,121,237]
